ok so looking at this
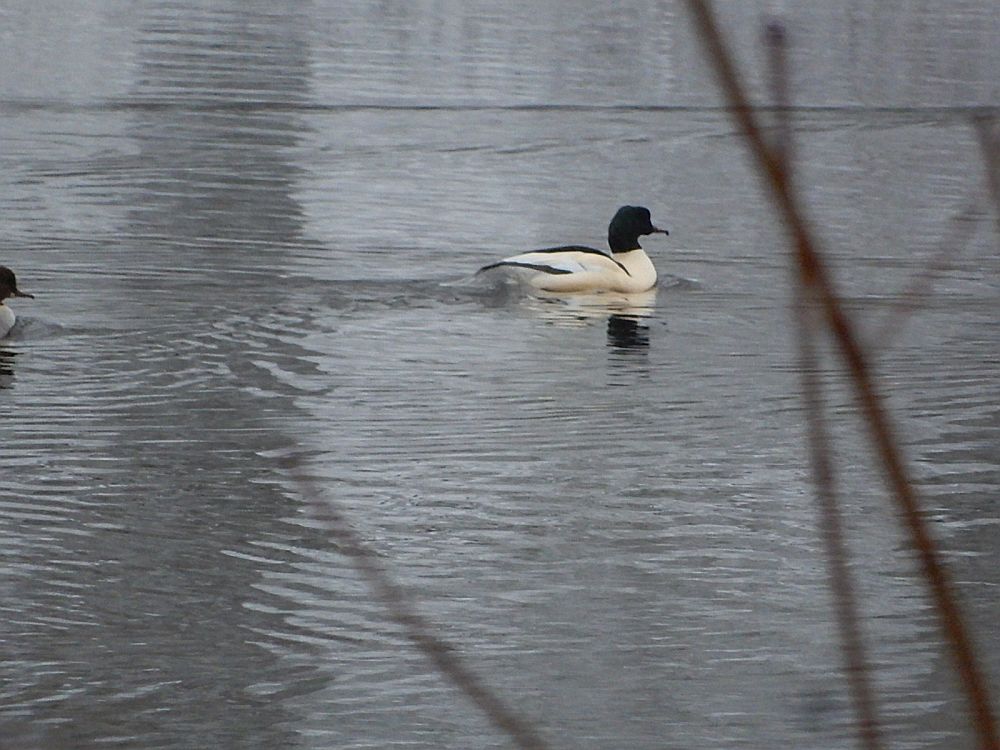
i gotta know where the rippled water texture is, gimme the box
[1,2,998,748]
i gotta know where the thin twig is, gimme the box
[872,194,983,349]
[685,3,998,748]
[972,116,1000,238]
[765,20,883,749]
[290,466,550,750]
[764,22,793,174]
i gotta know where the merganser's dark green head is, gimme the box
[0,266,33,302]
[607,205,669,253]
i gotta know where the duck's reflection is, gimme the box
[527,288,656,320]
[0,347,16,387]
[606,314,650,351]
[521,287,656,353]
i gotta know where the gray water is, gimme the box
[2,2,998,748]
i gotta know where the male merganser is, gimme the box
[478,205,669,293]
[0,266,34,338]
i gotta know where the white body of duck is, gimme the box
[0,304,16,338]
[0,266,34,338]
[478,205,668,293]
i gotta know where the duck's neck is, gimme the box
[611,248,657,291]
[0,303,15,336]
[608,224,643,253]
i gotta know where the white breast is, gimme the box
[0,304,15,338]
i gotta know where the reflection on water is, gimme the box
[606,314,650,352]
[506,286,658,354]
[1,1,999,749]
[0,346,16,386]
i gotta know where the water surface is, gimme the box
[2,2,998,749]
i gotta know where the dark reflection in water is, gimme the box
[110,4,315,748]
[606,314,650,352]
[128,9,313,257]
[0,4,321,749]
[0,346,16,386]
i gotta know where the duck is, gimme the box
[477,205,668,293]
[0,266,34,338]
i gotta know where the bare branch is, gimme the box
[973,116,1000,238]
[765,20,884,749]
[289,466,550,750]
[685,3,998,747]
[873,194,983,349]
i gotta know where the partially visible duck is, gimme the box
[478,205,669,293]
[0,266,34,338]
